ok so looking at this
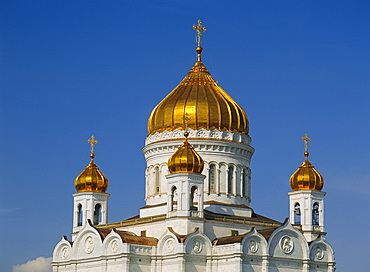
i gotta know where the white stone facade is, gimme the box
[53,219,335,272]
[143,129,254,209]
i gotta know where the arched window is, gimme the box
[94,204,101,225]
[170,186,177,212]
[209,164,216,193]
[190,186,197,210]
[312,202,319,225]
[155,166,160,194]
[77,204,83,226]
[228,165,234,194]
[294,203,301,225]
[242,169,247,196]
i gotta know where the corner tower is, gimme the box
[72,136,109,238]
[142,20,254,218]
[288,134,326,242]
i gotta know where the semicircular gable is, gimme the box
[268,220,309,260]
[241,228,268,255]
[53,236,73,262]
[309,236,335,263]
[102,229,124,255]
[72,224,103,259]
[157,229,180,255]
[184,232,212,255]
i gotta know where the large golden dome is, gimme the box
[148,46,249,135]
[168,132,204,174]
[290,151,324,191]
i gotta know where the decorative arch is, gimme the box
[52,236,73,263]
[102,229,124,255]
[267,219,309,260]
[309,236,335,263]
[157,229,180,255]
[241,228,268,256]
[183,230,212,255]
[72,220,104,259]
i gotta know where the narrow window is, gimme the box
[209,164,216,193]
[155,166,160,194]
[141,230,147,237]
[228,165,234,194]
[77,204,83,226]
[190,186,197,210]
[170,186,177,211]
[93,204,101,225]
[242,169,247,196]
[312,203,319,225]
[294,203,301,225]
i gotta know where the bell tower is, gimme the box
[288,134,326,242]
[166,131,205,218]
[72,136,109,238]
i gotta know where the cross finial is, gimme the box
[183,114,191,138]
[302,133,311,152]
[193,19,206,47]
[88,135,98,156]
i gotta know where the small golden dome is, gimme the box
[168,132,204,174]
[290,151,324,191]
[148,46,249,135]
[75,136,109,193]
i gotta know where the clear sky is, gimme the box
[1,0,370,271]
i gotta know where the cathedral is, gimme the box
[52,21,335,272]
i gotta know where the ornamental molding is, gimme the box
[248,239,258,254]
[143,139,254,162]
[280,236,293,254]
[85,236,95,254]
[145,128,251,145]
[315,247,324,260]
[61,247,69,259]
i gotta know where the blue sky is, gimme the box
[1,0,370,271]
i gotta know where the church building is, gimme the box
[52,21,335,272]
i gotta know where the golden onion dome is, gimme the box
[148,46,249,135]
[168,132,204,174]
[290,151,324,191]
[75,136,109,193]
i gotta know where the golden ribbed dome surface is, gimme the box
[290,151,324,191]
[75,154,109,193]
[168,132,204,174]
[148,47,249,135]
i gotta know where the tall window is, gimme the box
[77,204,83,226]
[209,164,216,193]
[170,186,177,211]
[155,166,160,194]
[228,165,234,194]
[242,169,247,196]
[190,186,197,210]
[294,203,301,225]
[312,203,319,225]
[94,204,101,225]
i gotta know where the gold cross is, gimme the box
[88,135,98,154]
[183,113,191,131]
[193,19,206,47]
[302,133,311,152]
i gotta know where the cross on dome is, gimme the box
[193,19,206,47]
[302,133,311,152]
[88,135,98,158]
